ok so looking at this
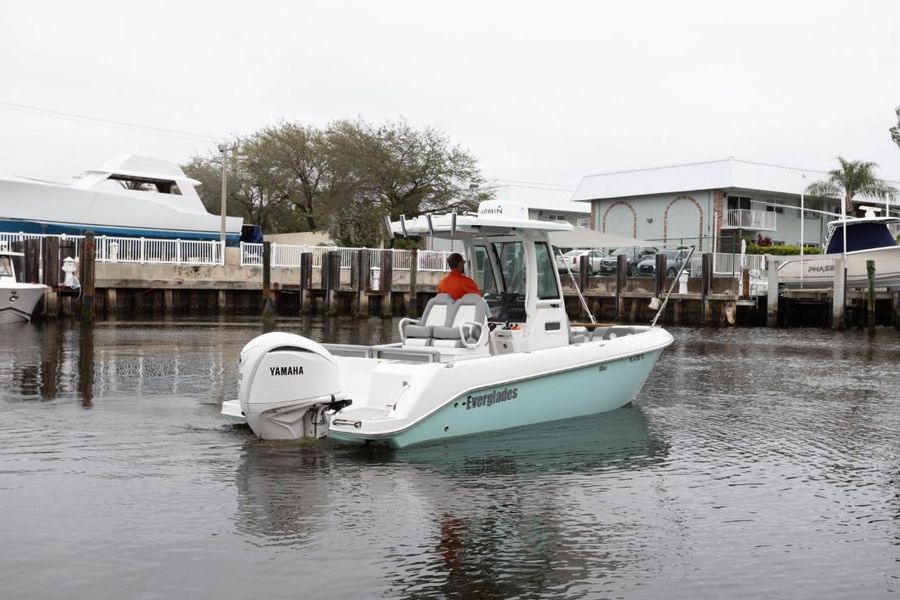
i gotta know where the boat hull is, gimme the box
[329,343,667,449]
[777,247,900,289]
[0,284,47,323]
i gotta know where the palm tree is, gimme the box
[806,157,896,217]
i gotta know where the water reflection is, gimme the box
[234,406,670,598]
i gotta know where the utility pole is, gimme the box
[218,143,228,249]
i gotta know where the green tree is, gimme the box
[184,145,298,234]
[805,157,896,217]
[183,118,492,244]
[331,119,490,221]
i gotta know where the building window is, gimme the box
[765,200,783,214]
[727,196,751,210]
[576,217,591,228]
[546,214,566,221]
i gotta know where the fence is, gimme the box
[1,232,778,282]
[240,242,451,271]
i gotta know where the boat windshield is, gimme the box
[472,244,499,296]
[494,241,526,295]
[0,256,12,278]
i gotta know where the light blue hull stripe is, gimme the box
[329,349,662,449]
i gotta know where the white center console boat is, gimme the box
[222,201,674,448]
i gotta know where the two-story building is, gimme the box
[572,158,898,252]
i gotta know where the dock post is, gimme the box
[80,232,96,323]
[615,255,627,320]
[866,260,876,333]
[701,253,712,325]
[163,289,174,317]
[218,290,227,315]
[654,253,666,298]
[262,241,278,329]
[893,291,900,331]
[107,289,118,318]
[832,258,846,330]
[408,249,418,318]
[299,252,311,315]
[741,268,750,300]
[43,237,60,319]
[381,251,393,318]
[325,251,340,316]
[354,250,370,317]
[766,255,779,327]
[579,255,590,292]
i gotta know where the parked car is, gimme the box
[634,248,690,277]
[555,248,606,275]
[597,246,658,276]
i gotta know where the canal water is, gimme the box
[1,319,899,599]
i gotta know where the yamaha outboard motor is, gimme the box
[238,332,346,440]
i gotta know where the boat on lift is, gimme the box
[222,200,674,448]
[0,155,243,243]
[0,247,48,323]
[777,206,900,288]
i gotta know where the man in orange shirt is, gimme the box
[436,252,481,300]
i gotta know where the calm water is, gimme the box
[2,318,900,599]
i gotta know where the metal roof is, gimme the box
[572,158,837,201]
[491,182,588,214]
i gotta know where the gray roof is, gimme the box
[572,158,832,201]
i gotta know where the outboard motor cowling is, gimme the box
[238,332,343,440]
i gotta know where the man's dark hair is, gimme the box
[447,252,464,269]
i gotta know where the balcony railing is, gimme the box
[722,209,776,231]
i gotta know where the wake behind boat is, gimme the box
[222,200,674,448]
[0,155,243,243]
[777,206,900,288]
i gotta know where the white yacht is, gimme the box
[777,207,900,288]
[0,155,243,243]
[223,200,674,449]
[0,249,48,323]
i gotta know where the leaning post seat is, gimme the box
[432,293,490,349]
[399,293,455,346]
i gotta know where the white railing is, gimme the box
[0,232,224,265]
[723,209,777,231]
[240,243,451,271]
[690,253,768,277]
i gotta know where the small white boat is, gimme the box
[0,249,48,323]
[0,155,243,243]
[777,207,900,288]
[222,200,674,448]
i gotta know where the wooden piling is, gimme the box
[701,253,712,325]
[866,259,875,334]
[741,268,750,300]
[767,256,779,327]
[893,291,900,331]
[325,250,340,316]
[299,252,311,315]
[354,250,370,317]
[579,254,590,291]
[832,258,846,330]
[42,237,60,318]
[615,254,627,320]
[80,233,96,322]
[654,253,666,298]
[380,251,393,317]
[408,248,418,318]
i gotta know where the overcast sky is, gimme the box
[2,0,899,188]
